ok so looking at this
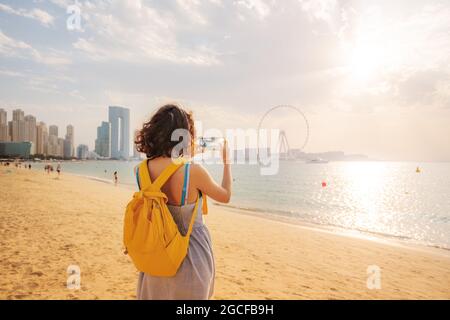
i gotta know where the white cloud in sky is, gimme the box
[176,0,209,25]
[70,0,220,66]
[0,3,54,26]
[234,0,272,20]
[298,0,337,24]
[0,30,71,65]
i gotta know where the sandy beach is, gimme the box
[0,166,449,300]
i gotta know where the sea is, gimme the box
[29,160,450,250]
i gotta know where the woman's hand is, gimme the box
[192,138,232,204]
[222,139,230,165]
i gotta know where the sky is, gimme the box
[0,0,449,161]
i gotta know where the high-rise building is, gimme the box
[8,121,12,141]
[64,125,74,158]
[11,109,25,142]
[108,106,130,159]
[64,140,71,158]
[0,108,6,125]
[12,109,24,121]
[0,109,8,142]
[24,115,36,142]
[47,135,58,157]
[49,125,58,137]
[76,144,89,160]
[57,138,65,158]
[47,125,59,157]
[95,121,111,158]
[36,122,48,155]
[11,119,25,142]
[24,115,37,154]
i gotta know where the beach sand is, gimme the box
[1,166,449,300]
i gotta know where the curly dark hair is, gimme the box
[135,104,195,159]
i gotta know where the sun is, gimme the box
[347,43,383,82]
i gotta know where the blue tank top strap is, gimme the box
[136,167,141,190]
[180,163,191,205]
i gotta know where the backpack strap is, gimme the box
[138,160,152,189]
[180,163,191,205]
[200,191,208,215]
[135,166,141,190]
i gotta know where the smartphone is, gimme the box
[196,137,224,151]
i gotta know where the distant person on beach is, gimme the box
[132,104,232,300]
[28,164,31,170]
[56,163,61,177]
[113,171,118,185]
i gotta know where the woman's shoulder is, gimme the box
[189,162,209,177]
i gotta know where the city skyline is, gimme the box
[0,106,142,159]
[0,107,75,158]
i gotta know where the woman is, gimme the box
[134,104,232,300]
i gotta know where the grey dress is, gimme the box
[136,196,215,300]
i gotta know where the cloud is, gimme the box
[0,29,32,55]
[48,0,73,8]
[70,0,220,66]
[0,65,76,96]
[0,3,54,27]
[176,0,208,25]
[0,69,25,78]
[297,0,337,24]
[234,0,271,20]
[0,30,71,66]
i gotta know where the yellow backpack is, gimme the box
[123,158,207,277]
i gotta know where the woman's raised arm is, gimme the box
[192,140,231,203]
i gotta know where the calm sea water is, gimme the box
[31,160,450,249]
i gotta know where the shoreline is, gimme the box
[215,203,450,258]
[1,166,449,299]
[214,203,450,255]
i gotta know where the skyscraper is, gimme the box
[49,125,58,137]
[95,121,111,158]
[48,125,59,157]
[0,109,8,142]
[0,108,6,125]
[47,135,58,157]
[76,144,89,160]
[24,115,37,154]
[57,138,65,157]
[108,106,130,159]
[8,121,12,141]
[36,122,48,155]
[11,109,25,142]
[12,109,24,121]
[64,125,74,158]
